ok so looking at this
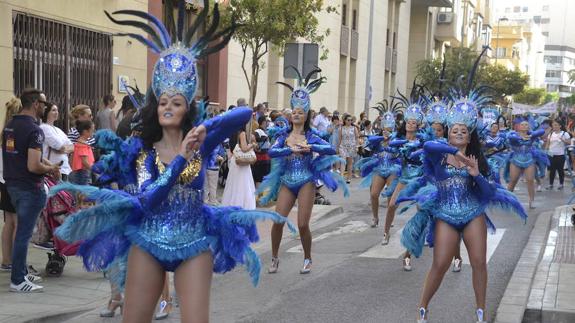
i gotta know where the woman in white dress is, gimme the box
[221,126,256,210]
[40,104,74,180]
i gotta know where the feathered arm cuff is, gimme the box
[530,129,545,139]
[473,174,496,199]
[268,136,292,158]
[308,134,336,155]
[201,107,252,156]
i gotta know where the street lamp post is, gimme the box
[495,17,509,64]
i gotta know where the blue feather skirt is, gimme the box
[399,184,527,258]
[52,183,295,289]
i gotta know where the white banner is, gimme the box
[512,102,557,115]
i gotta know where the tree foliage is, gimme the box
[569,69,575,84]
[415,47,529,102]
[514,88,547,105]
[220,0,336,106]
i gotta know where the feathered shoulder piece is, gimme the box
[276,66,326,113]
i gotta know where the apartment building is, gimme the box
[406,0,494,87]
[494,0,575,97]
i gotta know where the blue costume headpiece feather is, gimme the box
[392,81,429,124]
[447,46,494,131]
[276,66,326,113]
[426,99,449,126]
[371,98,403,130]
[105,0,237,105]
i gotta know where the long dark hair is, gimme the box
[289,110,312,133]
[465,129,490,177]
[140,95,197,149]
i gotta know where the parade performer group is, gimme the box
[50,1,536,321]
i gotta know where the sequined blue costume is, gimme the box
[483,132,508,184]
[399,141,527,257]
[504,129,549,181]
[53,108,294,287]
[256,131,348,204]
[355,136,402,194]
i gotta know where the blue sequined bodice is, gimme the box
[434,166,485,225]
[510,144,534,165]
[138,185,207,252]
[281,154,314,188]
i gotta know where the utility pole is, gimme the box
[364,0,375,118]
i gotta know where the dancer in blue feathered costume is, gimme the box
[408,46,527,323]
[481,110,508,184]
[380,89,428,272]
[355,99,403,228]
[52,2,295,322]
[258,66,348,275]
[504,116,548,209]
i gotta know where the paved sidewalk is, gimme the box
[0,204,342,323]
[495,204,575,323]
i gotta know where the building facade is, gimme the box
[494,0,575,97]
[406,0,494,89]
[490,23,546,88]
[225,0,414,119]
[0,0,149,127]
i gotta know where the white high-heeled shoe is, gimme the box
[476,308,486,323]
[381,232,390,245]
[155,297,173,320]
[99,298,123,317]
[417,307,428,323]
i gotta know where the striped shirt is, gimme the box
[67,127,96,146]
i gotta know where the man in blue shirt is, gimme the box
[2,89,60,292]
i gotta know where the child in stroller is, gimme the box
[42,176,80,276]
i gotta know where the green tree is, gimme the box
[416,47,529,101]
[221,0,335,106]
[569,69,575,84]
[544,92,560,104]
[514,88,547,105]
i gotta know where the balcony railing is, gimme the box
[340,25,349,56]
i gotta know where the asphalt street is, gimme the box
[207,181,572,323]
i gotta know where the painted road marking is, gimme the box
[286,220,369,253]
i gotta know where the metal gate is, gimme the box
[12,12,112,129]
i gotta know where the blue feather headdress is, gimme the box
[276,66,326,113]
[447,46,494,131]
[371,98,403,130]
[426,99,449,126]
[393,81,429,124]
[105,0,237,106]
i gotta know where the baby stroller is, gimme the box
[42,177,80,277]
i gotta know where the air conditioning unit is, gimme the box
[437,12,453,24]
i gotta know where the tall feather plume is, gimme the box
[194,2,221,52]
[111,10,171,48]
[467,46,490,94]
[103,11,165,52]
[199,23,239,57]
[165,0,177,42]
[285,66,303,85]
[304,67,322,86]
[176,0,186,41]
[275,82,294,92]
[438,53,447,91]
[184,0,209,47]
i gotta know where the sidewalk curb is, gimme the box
[494,209,554,323]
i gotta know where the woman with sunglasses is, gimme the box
[338,114,360,184]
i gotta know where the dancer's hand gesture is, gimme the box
[465,155,480,177]
[180,125,206,160]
